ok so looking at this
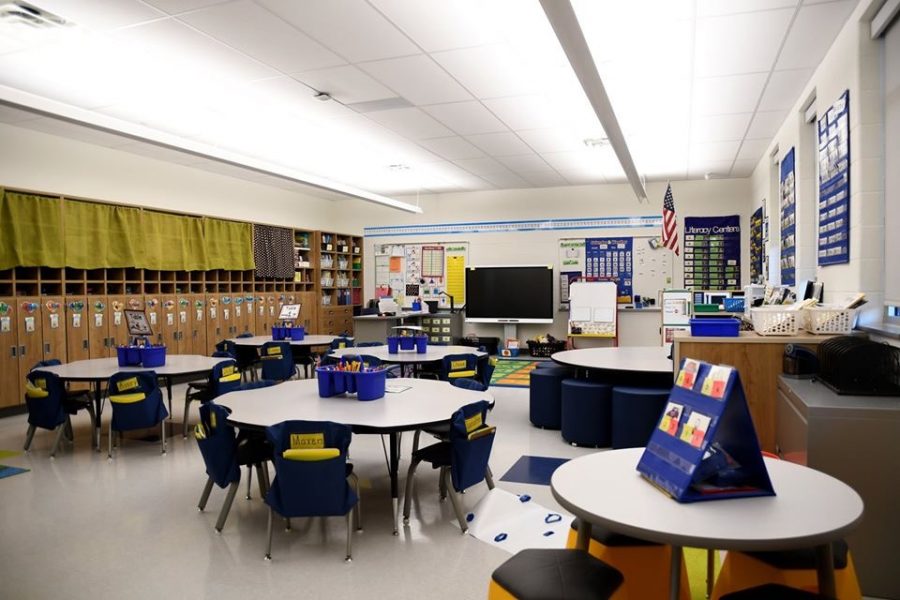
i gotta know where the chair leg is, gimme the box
[260,462,271,495]
[64,417,74,442]
[485,465,495,490]
[50,424,66,458]
[108,423,114,459]
[160,419,167,455]
[245,465,253,500]
[411,429,422,454]
[345,510,353,563]
[84,403,96,449]
[215,480,240,533]
[349,472,362,531]
[182,394,192,439]
[255,463,267,498]
[265,507,273,561]
[443,469,468,534]
[198,476,214,511]
[402,458,422,524]
[285,517,291,531]
[23,424,36,451]
[706,549,715,598]
[438,466,448,500]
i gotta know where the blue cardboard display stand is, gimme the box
[637,359,774,503]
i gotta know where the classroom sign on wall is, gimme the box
[817,90,850,266]
[780,148,797,285]
[585,237,633,303]
[683,216,741,290]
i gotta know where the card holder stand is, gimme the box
[637,359,775,503]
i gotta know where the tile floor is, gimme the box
[0,382,596,599]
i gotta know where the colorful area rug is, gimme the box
[490,359,540,387]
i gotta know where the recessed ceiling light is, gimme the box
[0,1,69,28]
[583,137,609,148]
[388,164,410,171]
[704,172,722,180]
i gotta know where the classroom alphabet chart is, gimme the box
[585,237,633,303]
[780,148,797,285]
[817,90,850,266]
[682,216,741,290]
[750,207,763,283]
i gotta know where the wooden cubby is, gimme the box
[314,231,363,336]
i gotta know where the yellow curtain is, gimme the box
[203,218,254,271]
[141,210,208,271]
[64,200,144,268]
[0,190,64,269]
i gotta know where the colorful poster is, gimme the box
[780,148,796,285]
[750,206,763,283]
[817,90,850,266]
[584,237,633,303]
[682,216,741,290]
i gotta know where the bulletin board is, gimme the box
[373,242,469,308]
[817,90,850,266]
[683,216,742,290]
[558,237,673,309]
[750,207,763,283]
[780,148,797,285]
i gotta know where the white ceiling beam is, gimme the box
[538,0,647,202]
[871,0,900,38]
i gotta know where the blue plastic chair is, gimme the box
[264,420,360,561]
[259,341,297,382]
[195,402,272,532]
[182,359,243,438]
[403,400,496,533]
[23,370,94,457]
[356,341,383,347]
[107,371,169,458]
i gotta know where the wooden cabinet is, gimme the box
[87,296,110,359]
[159,295,183,354]
[318,306,353,337]
[40,296,66,362]
[107,295,130,353]
[0,298,21,408]
[184,294,206,355]
[233,295,251,336]
[205,293,222,354]
[65,296,89,363]
[315,231,363,335]
[144,296,162,345]
[220,294,236,339]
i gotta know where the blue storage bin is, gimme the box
[271,326,285,340]
[316,367,338,397]
[289,326,305,341]
[399,336,415,351]
[415,335,428,353]
[140,345,167,367]
[689,318,740,337]
[356,370,386,401]
[116,345,142,367]
[387,336,400,354]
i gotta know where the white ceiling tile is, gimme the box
[366,107,454,140]
[422,101,506,136]
[697,0,798,18]
[737,138,772,162]
[693,73,768,115]
[178,0,345,73]
[418,136,485,160]
[691,113,753,142]
[368,0,498,52]
[775,1,855,71]
[294,65,396,104]
[17,117,132,147]
[757,68,813,111]
[746,109,788,138]
[258,0,418,62]
[517,128,584,154]
[143,0,231,15]
[466,131,532,156]
[415,160,490,189]
[731,158,760,177]
[482,95,559,131]
[688,160,737,179]
[35,0,165,30]
[481,171,528,189]
[359,55,471,105]
[432,44,540,99]
[247,77,353,120]
[556,169,605,185]
[519,170,568,187]
[497,154,552,172]
[695,9,794,77]
[541,150,605,172]
[690,140,741,163]
[451,156,509,176]
[0,103,41,124]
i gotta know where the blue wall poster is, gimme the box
[585,237,633,303]
[817,90,850,266]
[780,148,797,285]
[683,216,741,290]
[750,206,764,283]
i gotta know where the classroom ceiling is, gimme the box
[0,0,857,200]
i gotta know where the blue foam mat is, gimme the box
[500,455,570,486]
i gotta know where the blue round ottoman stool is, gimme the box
[529,366,573,429]
[610,386,670,449]
[561,379,612,447]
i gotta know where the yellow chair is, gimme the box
[711,540,862,600]
[488,548,626,599]
[566,519,691,600]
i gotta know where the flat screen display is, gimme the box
[465,265,554,323]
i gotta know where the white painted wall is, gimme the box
[748,0,885,324]
[0,122,336,230]
[334,178,754,342]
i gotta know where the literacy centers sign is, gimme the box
[683,216,741,290]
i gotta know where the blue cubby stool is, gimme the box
[561,379,612,447]
[611,386,671,449]
[528,366,573,430]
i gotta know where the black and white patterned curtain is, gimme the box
[253,224,294,278]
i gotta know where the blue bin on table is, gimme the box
[140,345,167,367]
[415,335,428,354]
[289,326,305,341]
[271,326,285,340]
[387,336,400,354]
[689,318,740,337]
[399,336,415,351]
[116,345,142,367]
[356,370,386,401]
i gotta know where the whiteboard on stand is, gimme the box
[568,281,618,338]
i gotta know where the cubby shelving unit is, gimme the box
[315,231,363,336]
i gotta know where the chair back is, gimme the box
[480,357,496,388]
[448,400,496,492]
[108,371,168,431]
[265,420,357,518]
[356,341,383,347]
[31,359,62,370]
[195,402,240,488]
[215,339,237,358]
[210,359,243,398]
[450,378,488,392]
[441,353,479,381]
[329,336,354,351]
[260,341,294,381]
[24,370,67,430]
[237,332,253,338]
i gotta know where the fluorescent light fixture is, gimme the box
[0,85,423,213]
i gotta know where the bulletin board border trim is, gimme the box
[364,216,663,238]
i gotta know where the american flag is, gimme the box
[662,183,679,256]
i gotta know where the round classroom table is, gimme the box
[217,377,493,534]
[39,355,223,448]
[551,448,864,600]
[329,344,487,377]
[551,346,673,374]
[228,334,341,347]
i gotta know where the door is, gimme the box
[40,296,67,362]
[205,293,222,354]
[107,295,130,353]
[0,298,20,408]
[144,296,162,345]
[220,295,234,339]
[87,296,110,359]
[65,296,90,363]
[160,295,180,353]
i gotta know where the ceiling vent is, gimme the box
[0,1,69,29]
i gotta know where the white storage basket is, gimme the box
[750,306,802,336]
[804,306,858,335]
